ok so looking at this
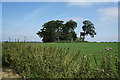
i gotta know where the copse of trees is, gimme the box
[37,20,96,43]
[37,20,77,42]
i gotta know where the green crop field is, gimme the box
[2,42,120,78]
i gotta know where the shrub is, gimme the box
[2,42,119,78]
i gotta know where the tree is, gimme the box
[62,20,77,41]
[80,20,96,41]
[37,20,64,42]
[37,20,77,42]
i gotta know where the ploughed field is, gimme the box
[2,42,120,78]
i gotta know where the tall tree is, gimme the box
[62,20,77,41]
[80,20,96,41]
[37,20,64,42]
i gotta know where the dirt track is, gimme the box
[1,68,21,78]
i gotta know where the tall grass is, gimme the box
[2,42,119,78]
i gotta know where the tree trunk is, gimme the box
[82,35,85,41]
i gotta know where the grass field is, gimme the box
[2,42,120,78]
[39,42,118,55]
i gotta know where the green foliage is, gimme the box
[37,20,77,42]
[80,20,96,41]
[2,42,119,78]
[37,20,64,42]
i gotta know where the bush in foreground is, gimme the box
[2,42,119,78]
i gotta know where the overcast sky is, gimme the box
[1,1,118,42]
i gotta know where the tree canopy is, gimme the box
[80,20,96,41]
[37,20,96,42]
[37,20,77,42]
